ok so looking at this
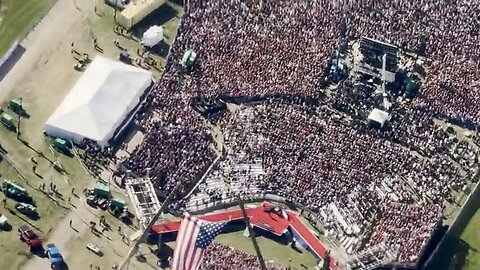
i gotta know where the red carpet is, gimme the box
[151,202,341,270]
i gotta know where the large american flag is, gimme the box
[172,212,226,270]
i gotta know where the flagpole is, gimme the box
[118,181,182,270]
[238,195,268,270]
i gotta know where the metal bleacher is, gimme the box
[186,156,266,210]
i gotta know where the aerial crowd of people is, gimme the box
[202,243,286,270]
[214,102,468,263]
[119,0,480,266]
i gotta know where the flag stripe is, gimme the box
[172,212,225,270]
[178,216,197,270]
[190,249,205,270]
[182,220,200,270]
[172,213,191,270]
[186,228,202,270]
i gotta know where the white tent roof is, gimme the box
[141,25,163,47]
[368,108,390,127]
[45,56,152,146]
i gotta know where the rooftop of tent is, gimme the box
[44,56,153,146]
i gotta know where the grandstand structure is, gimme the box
[125,177,162,229]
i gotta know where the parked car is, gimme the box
[86,243,103,256]
[46,244,65,269]
[18,225,42,250]
[15,202,39,219]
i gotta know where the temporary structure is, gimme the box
[94,182,111,197]
[117,0,167,29]
[141,25,164,47]
[368,108,391,128]
[44,56,152,146]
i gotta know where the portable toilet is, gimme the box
[94,182,110,198]
[406,77,421,98]
[9,99,23,114]
[53,138,69,153]
[111,198,126,209]
[180,49,197,70]
[1,113,15,130]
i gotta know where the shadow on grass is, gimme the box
[423,235,473,270]
[7,208,43,232]
[423,192,480,270]
[169,0,184,7]
[147,41,170,58]
[32,246,46,258]
[154,242,174,268]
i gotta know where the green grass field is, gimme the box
[459,209,480,270]
[0,0,55,56]
[215,231,318,269]
[0,159,70,270]
[425,208,480,270]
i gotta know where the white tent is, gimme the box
[368,108,391,128]
[45,56,152,146]
[141,25,164,47]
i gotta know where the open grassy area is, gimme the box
[425,208,480,270]
[215,231,319,269]
[459,209,480,270]
[0,159,69,270]
[0,0,55,56]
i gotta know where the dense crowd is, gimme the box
[213,103,469,262]
[177,0,343,99]
[201,243,286,270]
[367,202,442,263]
[82,139,115,176]
[331,79,458,158]
[118,0,480,266]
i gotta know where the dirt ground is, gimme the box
[0,0,183,269]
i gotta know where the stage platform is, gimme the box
[151,202,341,270]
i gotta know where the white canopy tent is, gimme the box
[45,56,152,146]
[368,108,391,128]
[141,25,164,47]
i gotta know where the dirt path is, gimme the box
[0,0,92,103]
[0,0,102,269]
[19,198,98,270]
